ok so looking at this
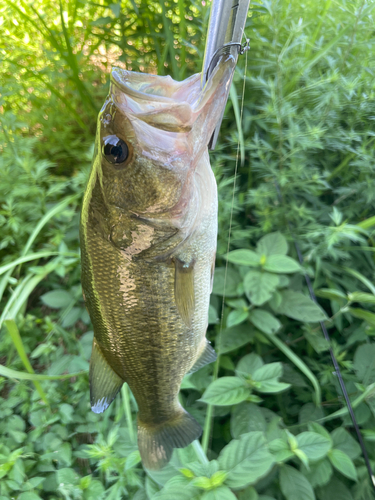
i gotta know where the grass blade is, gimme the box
[0,252,59,276]
[318,383,375,423]
[4,320,49,405]
[59,0,97,112]
[230,83,245,166]
[178,0,187,80]
[357,216,375,230]
[343,267,375,296]
[264,332,322,406]
[0,274,34,330]
[160,1,179,79]
[22,195,78,258]
[0,363,86,381]
[121,383,135,443]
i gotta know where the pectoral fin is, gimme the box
[89,339,124,413]
[188,341,217,374]
[174,258,195,327]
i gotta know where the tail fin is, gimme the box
[138,408,202,470]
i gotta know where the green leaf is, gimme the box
[109,3,120,17]
[348,291,375,304]
[56,468,80,486]
[62,307,81,327]
[303,458,332,488]
[212,267,241,297]
[319,478,354,500]
[231,402,266,438]
[296,432,331,461]
[238,486,259,500]
[18,494,43,500]
[227,309,249,328]
[315,288,347,302]
[226,249,260,267]
[353,343,375,385]
[252,363,290,393]
[236,353,264,376]
[209,305,219,325]
[279,465,315,500]
[40,290,73,309]
[263,255,301,274]
[191,476,212,489]
[349,307,375,327]
[152,477,199,500]
[249,309,281,335]
[86,479,105,497]
[269,438,294,462]
[218,432,274,488]
[307,423,332,445]
[132,490,148,500]
[331,428,361,460]
[200,377,251,406]
[328,449,357,481]
[254,380,290,395]
[125,450,141,470]
[277,291,327,322]
[217,325,255,354]
[201,487,237,500]
[253,361,283,382]
[256,232,288,256]
[244,271,279,306]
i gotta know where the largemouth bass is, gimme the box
[80,55,235,470]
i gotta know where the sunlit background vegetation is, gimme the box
[1,0,375,499]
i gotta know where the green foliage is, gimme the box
[1,0,375,499]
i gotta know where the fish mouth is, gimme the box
[110,67,201,104]
[110,68,200,132]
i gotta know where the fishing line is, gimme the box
[202,37,249,456]
[275,183,375,491]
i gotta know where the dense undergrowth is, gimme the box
[1,0,375,499]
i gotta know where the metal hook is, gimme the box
[205,37,251,83]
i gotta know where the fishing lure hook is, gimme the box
[205,38,251,84]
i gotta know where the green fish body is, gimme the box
[80,56,235,469]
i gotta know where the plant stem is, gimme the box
[122,383,135,443]
[192,439,209,465]
[201,403,214,455]
[4,320,49,405]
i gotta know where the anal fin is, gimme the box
[89,339,124,413]
[174,258,195,327]
[188,340,217,374]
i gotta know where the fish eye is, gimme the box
[102,135,129,164]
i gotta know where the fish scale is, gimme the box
[80,55,236,469]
